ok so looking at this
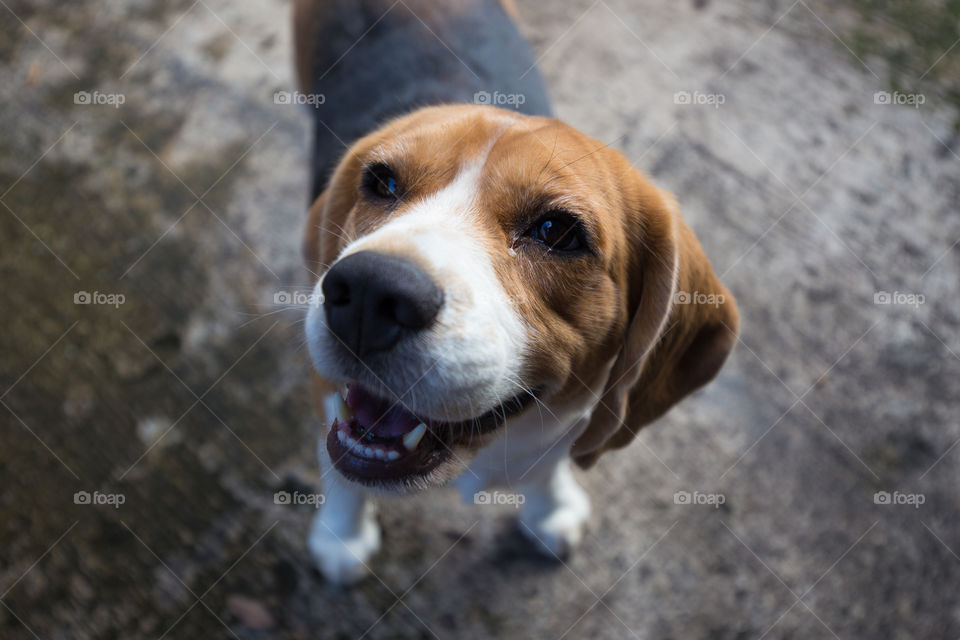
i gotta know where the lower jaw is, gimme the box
[325,424,454,488]
[323,385,540,488]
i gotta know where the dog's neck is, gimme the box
[453,356,617,497]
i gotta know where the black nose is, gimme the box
[321,251,443,357]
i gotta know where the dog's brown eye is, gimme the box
[527,213,587,252]
[362,163,400,200]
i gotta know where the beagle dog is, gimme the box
[295,0,738,584]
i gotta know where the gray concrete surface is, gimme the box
[1,0,959,638]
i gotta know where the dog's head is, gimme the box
[304,105,738,490]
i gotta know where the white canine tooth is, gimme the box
[364,447,375,458]
[387,450,400,461]
[334,392,353,423]
[403,423,427,451]
[337,430,345,443]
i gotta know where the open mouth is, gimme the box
[326,384,536,487]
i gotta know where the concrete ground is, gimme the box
[1,0,958,638]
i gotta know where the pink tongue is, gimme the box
[347,386,422,438]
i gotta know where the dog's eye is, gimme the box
[362,163,400,200]
[527,213,587,252]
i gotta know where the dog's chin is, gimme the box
[324,383,536,493]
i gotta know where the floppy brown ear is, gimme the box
[570,188,739,468]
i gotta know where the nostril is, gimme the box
[392,294,438,329]
[322,275,350,306]
[376,295,425,330]
[377,297,398,322]
[393,298,417,328]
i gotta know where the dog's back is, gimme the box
[294,0,552,199]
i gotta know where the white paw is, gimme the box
[307,505,381,585]
[518,484,591,559]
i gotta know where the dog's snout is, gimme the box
[322,251,443,356]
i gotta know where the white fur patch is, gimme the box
[307,477,380,585]
[517,457,591,558]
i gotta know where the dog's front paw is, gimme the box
[518,475,591,559]
[307,504,381,585]
[519,501,590,559]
